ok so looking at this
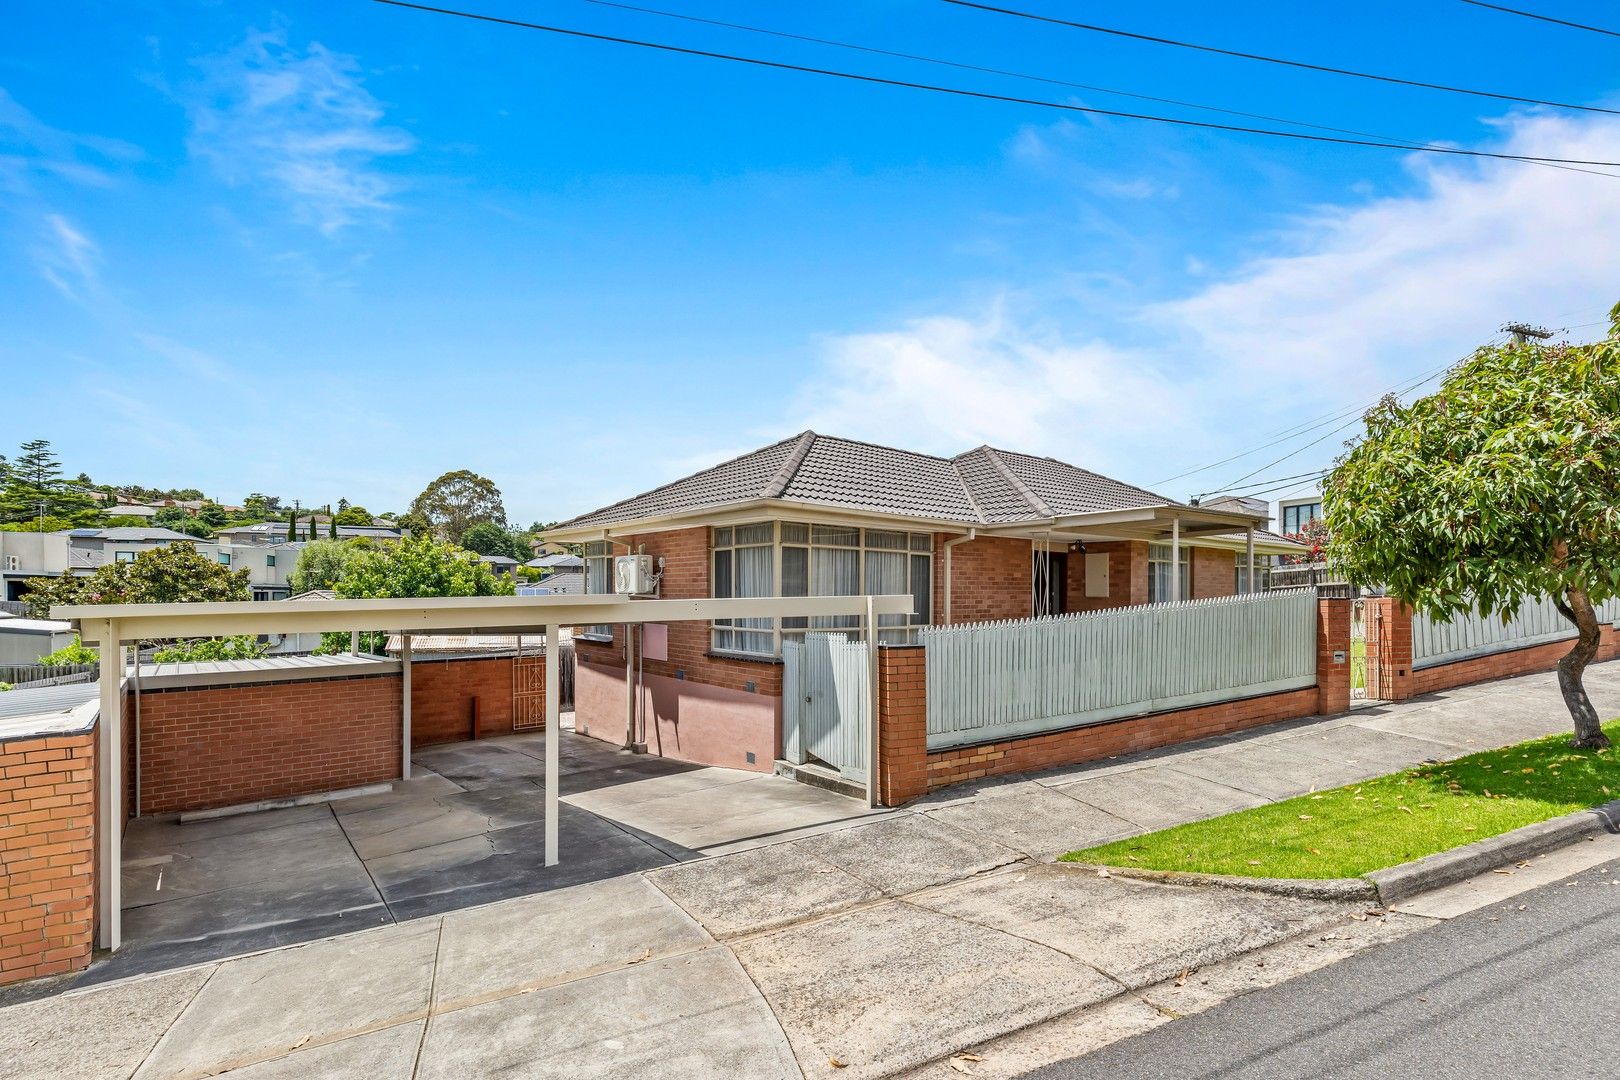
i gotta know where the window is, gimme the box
[580,541,615,639]
[712,523,777,655]
[1236,555,1275,594]
[114,550,136,564]
[265,553,275,567]
[1281,502,1322,535]
[1147,543,1191,604]
[217,552,231,565]
[712,521,933,656]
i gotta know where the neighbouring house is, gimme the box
[522,553,586,596]
[546,431,1303,773]
[0,614,75,666]
[1272,483,1324,537]
[213,521,406,545]
[0,527,300,604]
[479,554,520,578]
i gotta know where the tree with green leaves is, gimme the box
[289,539,367,594]
[334,504,374,527]
[408,470,506,545]
[151,636,268,663]
[1327,305,1620,749]
[23,542,252,618]
[460,521,527,561]
[319,534,514,652]
[0,438,99,526]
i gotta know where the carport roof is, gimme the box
[55,592,915,642]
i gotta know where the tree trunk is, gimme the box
[1553,588,1609,750]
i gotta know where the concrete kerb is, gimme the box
[1068,797,1620,909]
[1364,797,1620,904]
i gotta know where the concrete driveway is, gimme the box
[86,724,881,987]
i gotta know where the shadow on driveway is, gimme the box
[66,728,879,992]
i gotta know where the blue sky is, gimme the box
[5,1,1620,524]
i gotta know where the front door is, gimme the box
[1035,550,1068,617]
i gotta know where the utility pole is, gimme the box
[1502,322,1553,345]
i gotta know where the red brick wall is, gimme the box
[941,535,1034,624]
[572,526,784,764]
[1065,541,1149,614]
[573,527,784,698]
[410,656,525,745]
[873,646,1320,805]
[1363,600,1619,701]
[135,675,402,815]
[1192,547,1238,600]
[1410,624,1620,698]
[0,729,96,986]
[1317,598,1353,716]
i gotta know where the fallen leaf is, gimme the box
[1096,868,1111,878]
[1492,869,1514,876]
[830,1058,848,1069]
[1307,847,1322,855]
[628,949,653,965]
[1298,814,1314,820]
[1398,806,1414,814]
[1247,859,1262,866]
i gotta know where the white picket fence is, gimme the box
[1413,596,1620,670]
[922,588,1318,751]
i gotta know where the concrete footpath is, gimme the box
[5,664,1617,1080]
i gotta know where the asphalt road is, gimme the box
[1028,857,1620,1080]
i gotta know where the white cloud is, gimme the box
[135,333,232,382]
[36,213,101,303]
[1159,113,1620,380]
[794,112,1620,490]
[186,28,415,235]
[794,299,1193,476]
[0,87,142,193]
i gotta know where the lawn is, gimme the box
[1063,720,1620,879]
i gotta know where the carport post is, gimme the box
[400,633,412,781]
[866,596,880,809]
[95,618,123,952]
[544,622,560,866]
[1246,526,1256,594]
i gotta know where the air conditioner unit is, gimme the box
[614,554,656,595]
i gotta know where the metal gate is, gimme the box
[782,633,870,783]
[512,641,575,731]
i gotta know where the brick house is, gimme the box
[547,432,1303,774]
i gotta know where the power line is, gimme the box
[564,0,1619,181]
[1203,469,1325,495]
[372,1,1620,168]
[1154,354,1459,487]
[1195,340,1499,497]
[940,0,1620,116]
[565,0,1438,143]
[1457,0,1620,38]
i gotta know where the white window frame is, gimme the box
[114,549,137,565]
[1147,543,1191,604]
[710,521,933,658]
[1236,554,1275,594]
[579,540,615,640]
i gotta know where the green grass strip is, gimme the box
[1063,720,1620,879]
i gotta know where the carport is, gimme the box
[59,592,912,953]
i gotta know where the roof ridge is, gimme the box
[991,445,1183,510]
[760,431,817,499]
[948,455,989,525]
[552,432,808,530]
[979,446,1056,518]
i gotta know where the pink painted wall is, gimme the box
[574,656,778,772]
